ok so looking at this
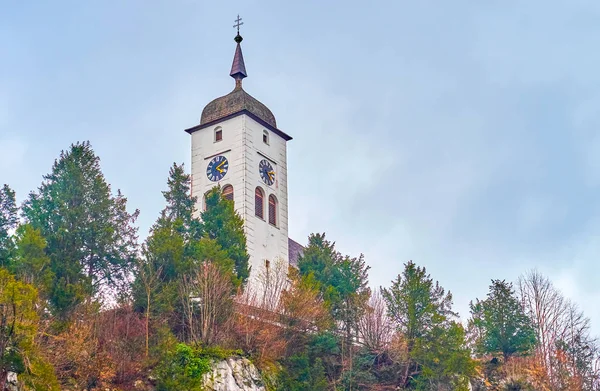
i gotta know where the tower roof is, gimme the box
[229,34,247,80]
[200,33,277,129]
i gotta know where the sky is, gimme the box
[2,1,600,331]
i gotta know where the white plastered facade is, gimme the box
[190,114,289,289]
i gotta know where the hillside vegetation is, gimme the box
[0,141,598,390]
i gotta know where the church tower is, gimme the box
[184,24,295,288]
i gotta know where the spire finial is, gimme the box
[233,14,244,42]
[230,15,247,85]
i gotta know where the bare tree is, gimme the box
[180,262,234,346]
[518,269,600,389]
[135,258,162,357]
[255,257,289,312]
[358,289,393,353]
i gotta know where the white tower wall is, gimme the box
[190,113,289,289]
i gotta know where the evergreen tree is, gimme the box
[277,354,329,391]
[201,187,249,284]
[11,224,53,296]
[297,233,370,388]
[134,163,211,342]
[22,142,139,318]
[0,185,17,267]
[469,279,536,360]
[382,261,474,390]
[163,163,196,225]
[150,163,201,276]
[297,233,337,284]
[297,233,370,335]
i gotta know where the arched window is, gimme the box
[268,194,277,226]
[255,187,264,219]
[214,126,223,142]
[263,130,269,145]
[222,185,234,202]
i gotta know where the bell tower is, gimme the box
[184,19,294,288]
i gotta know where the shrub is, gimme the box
[155,343,239,391]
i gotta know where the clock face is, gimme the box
[206,155,229,182]
[259,159,275,186]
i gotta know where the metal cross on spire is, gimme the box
[233,15,244,35]
[230,14,247,81]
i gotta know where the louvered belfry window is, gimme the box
[268,195,277,226]
[222,185,234,202]
[255,187,264,219]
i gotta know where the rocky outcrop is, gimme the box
[5,372,19,391]
[203,357,265,391]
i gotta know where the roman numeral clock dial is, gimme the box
[259,159,275,186]
[206,155,229,182]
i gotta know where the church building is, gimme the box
[184,25,304,288]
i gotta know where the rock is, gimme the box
[203,357,265,391]
[6,372,19,391]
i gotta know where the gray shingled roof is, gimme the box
[200,84,277,128]
[288,238,304,268]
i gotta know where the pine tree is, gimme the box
[201,187,249,284]
[22,142,139,318]
[149,163,201,277]
[382,261,474,390]
[469,279,536,361]
[0,185,18,267]
[162,163,196,226]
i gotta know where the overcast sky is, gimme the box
[3,1,600,331]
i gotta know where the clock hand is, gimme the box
[268,171,275,180]
[216,161,226,173]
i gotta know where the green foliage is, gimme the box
[143,163,199,281]
[155,343,211,391]
[0,184,18,268]
[19,356,60,391]
[297,233,370,341]
[189,237,237,284]
[382,261,474,390]
[155,343,239,391]
[22,142,139,319]
[382,261,455,343]
[412,321,475,391]
[145,215,186,282]
[0,268,58,388]
[8,143,600,390]
[469,280,536,360]
[201,186,249,283]
[163,163,197,228]
[277,354,328,391]
[307,332,342,381]
[11,224,53,296]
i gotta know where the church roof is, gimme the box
[288,238,304,268]
[200,84,277,128]
[199,34,277,129]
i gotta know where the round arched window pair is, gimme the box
[255,187,277,226]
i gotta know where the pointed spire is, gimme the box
[230,37,247,82]
[230,15,247,85]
